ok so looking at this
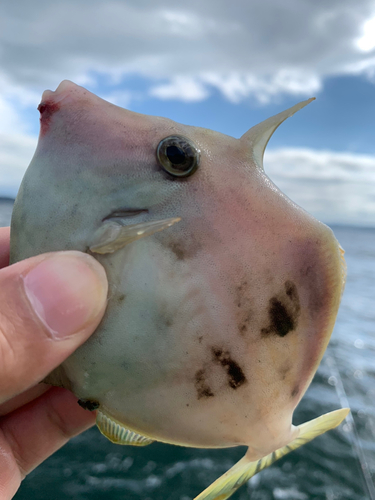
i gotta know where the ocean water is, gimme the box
[1,199,374,500]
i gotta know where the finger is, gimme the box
[0,251,108,403]
[0,227,10,269]
[0,384,50,417]
[0,387,96,498]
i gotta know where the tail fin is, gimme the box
[193,408,349,500]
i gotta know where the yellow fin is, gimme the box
[193,408,349,500]
[96,410,154,446]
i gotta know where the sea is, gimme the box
[1,198,374,500]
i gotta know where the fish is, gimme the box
[10,80,348,500]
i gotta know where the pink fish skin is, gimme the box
[10,80,347,499]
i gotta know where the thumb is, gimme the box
[0,251,108,403]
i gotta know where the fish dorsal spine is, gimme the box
[240,98,315,170]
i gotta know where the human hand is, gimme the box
[0,227,108,499]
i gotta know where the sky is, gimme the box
[1,0,375,226]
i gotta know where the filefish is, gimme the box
[10,81,348,500]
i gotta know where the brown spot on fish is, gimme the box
[300,264,313,278]
[195,369,214,399]
[261,280,300,337]
[77,399,100,411]
[164,316,173,327]
[285,281,298,301]
[236,281,248,308]
[291,385,299,398]
[211,347,247,389]
[266,298,295,337]
[169,241,185,260]
[238,313,251,336]
[163,233,202,262]
[117,293,126,303]
[198,335,203,344]
[278,363,291,380]
[234,279,253,337]
[156,302,174,328]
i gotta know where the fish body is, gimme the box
[10,81,348,499]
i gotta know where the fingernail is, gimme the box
[23,252,108,339]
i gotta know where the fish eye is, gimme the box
[156,135,200,178]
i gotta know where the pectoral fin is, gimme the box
[193,408,349,500]
[89,217,181,254]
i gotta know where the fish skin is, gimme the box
[10,81,345,473]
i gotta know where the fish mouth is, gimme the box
[102,208,149,222]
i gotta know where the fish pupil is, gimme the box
[156,134,200,177]
[166,145,186,164]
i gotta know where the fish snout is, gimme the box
[40,80,83,103]
[37,80,90,137]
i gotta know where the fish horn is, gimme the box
[240,98,315,170]
[193,408,349,500]
[89,217,181,254]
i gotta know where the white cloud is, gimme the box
[0,90,37,197]
[150,76,209,102]
[1,0,375,103]
[199,71,322,104]
[265,148,375,226]
[356,16,375,52]
[0,133,36,198]
[99,90,134,108]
